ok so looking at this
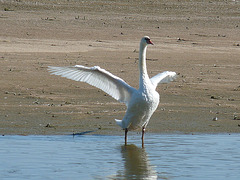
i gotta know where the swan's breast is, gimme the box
[124,89,159,129]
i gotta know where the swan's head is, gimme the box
[141,36,154,46]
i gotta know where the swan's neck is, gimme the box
[139,43,150,90]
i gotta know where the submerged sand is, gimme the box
[0,0,239,136]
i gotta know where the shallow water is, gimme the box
[0,134,239,180]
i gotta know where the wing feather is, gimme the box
[48,65,135,105]
[150,71,177,89]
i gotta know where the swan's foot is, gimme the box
[125,128,128,146]
[141,127,146,148]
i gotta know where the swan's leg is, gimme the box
[141,127,146,147]
[125,128,128,145]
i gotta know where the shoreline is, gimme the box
[0,0,239,135]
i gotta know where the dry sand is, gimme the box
[0,0,239,136]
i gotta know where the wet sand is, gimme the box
[0,0,239,135]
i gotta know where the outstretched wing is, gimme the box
[150,71,177,89]
[48,65,135,105]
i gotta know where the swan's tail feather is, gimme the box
[115,119,123,128]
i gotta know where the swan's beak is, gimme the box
[147,39,154,45]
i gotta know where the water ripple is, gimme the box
[0,134,239,180]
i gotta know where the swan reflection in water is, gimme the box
[110,144,158,180]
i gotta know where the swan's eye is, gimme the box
[145,37,150,41]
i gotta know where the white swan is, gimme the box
[48,36,177,145]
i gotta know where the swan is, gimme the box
[48,36,177,145]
